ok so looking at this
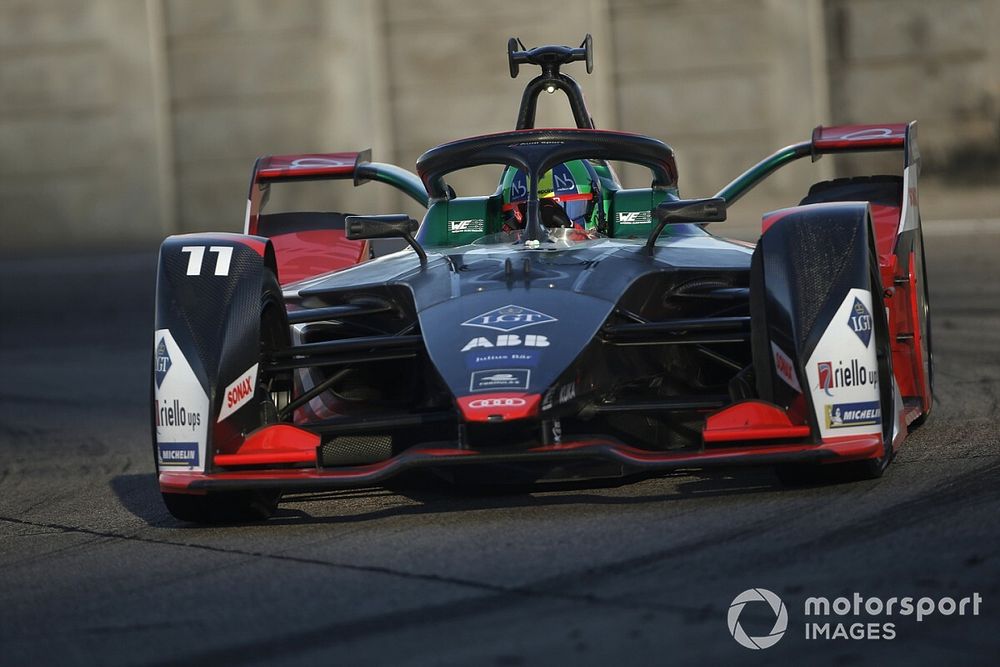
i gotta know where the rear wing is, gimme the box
[244,150,427,235]
[811,123,910,154]
[255,151,367,182]
[810,123,920,242]
[715,121,919,209]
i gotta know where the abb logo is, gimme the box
[468,397,527,409]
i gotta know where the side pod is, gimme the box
[750,202,894,446]
[152,233,277,473]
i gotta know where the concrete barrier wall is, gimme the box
[826,0,1000,179]
[0,0,997,251]
[0,0,169,249]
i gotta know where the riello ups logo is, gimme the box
[154,399,202,431]
[817,358,878,396]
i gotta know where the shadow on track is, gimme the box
[110,467,789,529]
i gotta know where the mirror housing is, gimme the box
[655,197,727,224]
[345,214,426,263]
[646,197,727,248]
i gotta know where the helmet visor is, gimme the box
[554,193,592,227]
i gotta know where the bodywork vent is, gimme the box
[321,435,393,466]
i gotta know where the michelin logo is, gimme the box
[158,442,199,467]
[825,401,881,429]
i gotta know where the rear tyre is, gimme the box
[160,268,289,524]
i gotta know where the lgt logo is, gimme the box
[155,338,172,388]
[847,296,873,347]
[462,305,557,332]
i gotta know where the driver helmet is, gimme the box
[500,160,599,230]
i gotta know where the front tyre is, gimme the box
[160,268,289,524]
[770,215,896,486]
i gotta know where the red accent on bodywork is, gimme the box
[811,124,907,152]
[159,433,884,493]
[457,393,541,422]
[902,403,923,427]
[703,400,811,442]
[213,424,320,467]
[886,249,931,409]
[246,152,371,278]
[255,153,360,181]
[906,250,931,412]
[267,229,367,284]
[760,207,800,234]
[869,203,901,264]
[457,127,657,142]
[762,203,900,265]
[818,433,886,460]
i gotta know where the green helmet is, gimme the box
[500,160,601,229]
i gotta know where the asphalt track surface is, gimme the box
[1,225,998,666]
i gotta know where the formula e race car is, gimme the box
[152,37,931,522]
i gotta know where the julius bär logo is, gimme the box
[462,305,557,332]
[847,297,873,347]
[155,338,172,388]
[728,588,788,650]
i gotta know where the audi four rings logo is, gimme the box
[468,398,526,409]
[728,588,788,650]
